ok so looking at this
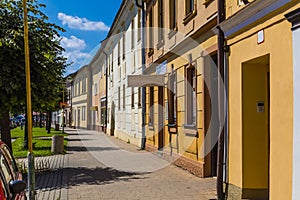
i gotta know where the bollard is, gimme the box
[51,135,64,154]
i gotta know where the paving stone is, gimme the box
[19,127,216,199]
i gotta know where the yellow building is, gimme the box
[218,0,300,199]
[141,0,219,177]
[72,65,89,129]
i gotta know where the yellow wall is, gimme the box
[145,34,217,166]
[227,7,296,199]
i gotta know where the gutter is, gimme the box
[135,0,146,149]
[216,0,226,199]
[103,50,108,134]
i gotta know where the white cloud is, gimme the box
[63,50,91,66]
[58,12,110,31]
[59,35,92,75]
[60,36,86,50]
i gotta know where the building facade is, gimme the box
[88,50,103,131]
[139,0,219,177]
[219,0,300,199]
[71,65,90,129]
[105,0,144,147]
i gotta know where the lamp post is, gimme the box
[62,88,65,134]
[22,0,35,199]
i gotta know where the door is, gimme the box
[77,109,80,129]
[204,53,218,177]
[158,86,164,150]
[242,55,269,199]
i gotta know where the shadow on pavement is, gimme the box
[65,167,146,187]
[65,132,91,136]
[65,138,92,142]
[66,146,120,152]
[33,167,146,191]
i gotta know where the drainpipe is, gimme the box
[216,0,226,199]
[135,0,146,150]
[103,51,109,134]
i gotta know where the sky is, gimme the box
[41,0,123,75]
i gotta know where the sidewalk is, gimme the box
[32,128,217,200]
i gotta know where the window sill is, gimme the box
[148,48,154,57]
[183,125,198,137]
[183,10,197,25]
[203,0,214,7]
[149,125,154,131]
[184,124,196,129]
[156,39,164,49]
[168,28,177,39]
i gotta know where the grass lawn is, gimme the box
[11,126,67,139]
[11,127,68,158]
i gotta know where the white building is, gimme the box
[105,0,143,147]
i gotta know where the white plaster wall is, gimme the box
[293,28,300,200]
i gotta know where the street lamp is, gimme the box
[62,87,65,134]
[22,0,35,199]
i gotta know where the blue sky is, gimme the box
[41,0,122,75]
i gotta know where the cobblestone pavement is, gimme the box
[63,128,217,200]
[20,128,217,200]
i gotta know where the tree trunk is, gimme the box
[0,110,12,151]
[45,113,48,130]
[47,111,52,134]
[39,112,42,128]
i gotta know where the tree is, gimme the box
[0,0,68,150]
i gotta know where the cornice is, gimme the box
[285,7,300,30]
[218,0,291,38]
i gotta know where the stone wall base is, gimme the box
[145,143,205,177]
[227,183,268,200]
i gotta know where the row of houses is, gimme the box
[56,0,300,199]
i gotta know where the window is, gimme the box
[131,87,134,108]
[169,0,177,30]
[132,51,136,72]
[82,77,86,94]
[138,87,141,107]
[101,98,106,126]
[158,0,164,42]
[77,81,80,95]
[123,84,126,110]
[82,106,86,121]
[148,7,154,56]
[118,40,121,65]
[131,18,135,49]
[149,87,154,126]
[138,9,141,41]
[122,31,126,60]
[118,87,121,110]
[186,66,196,126]
[74,83,77,96]
[185,0,195,15]
[111,51,114,72]
[94,83,98,96]
[167,70,177,125]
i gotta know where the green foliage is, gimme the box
[0,0,69,114]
